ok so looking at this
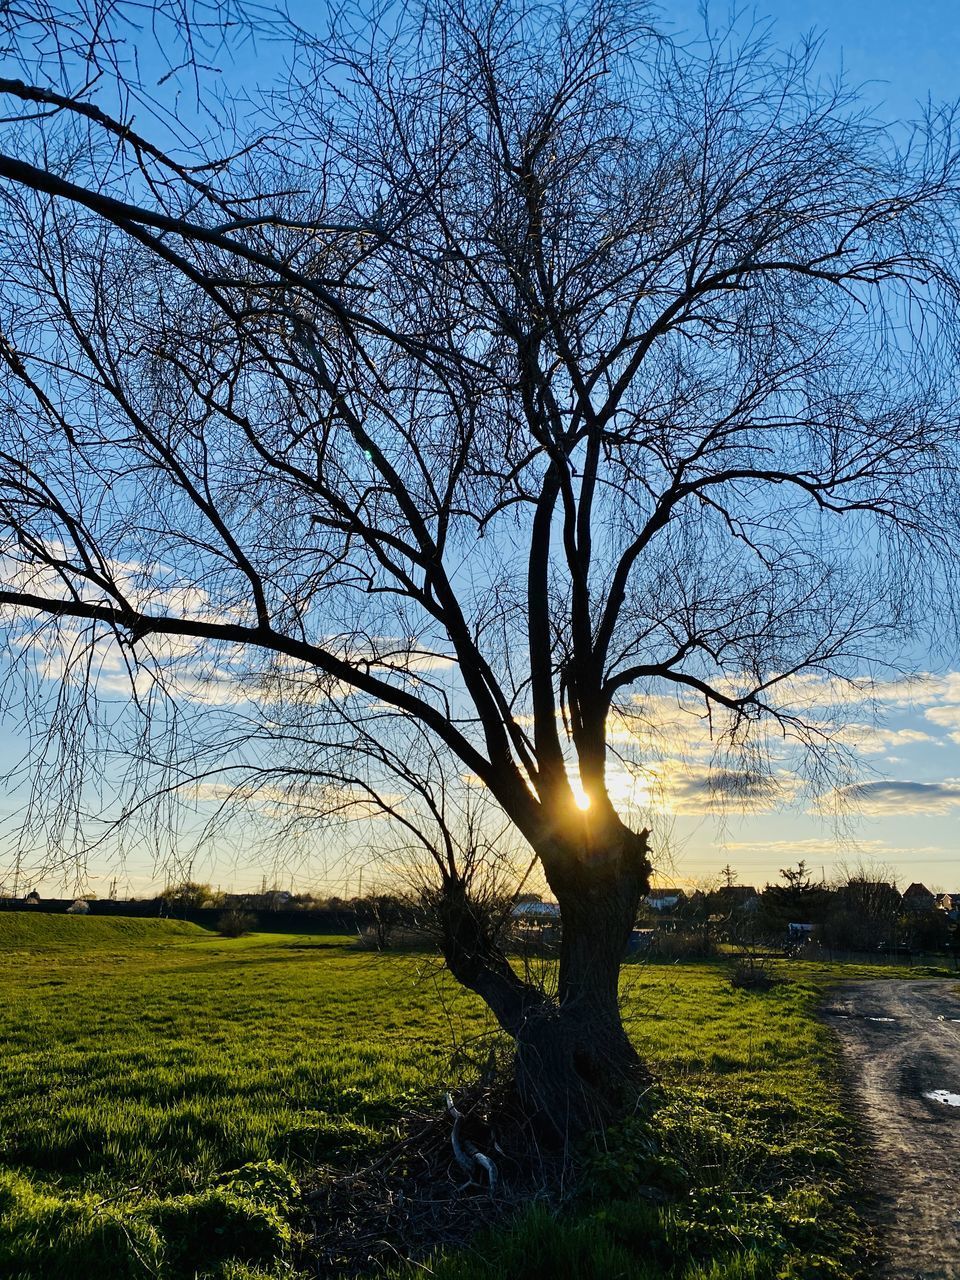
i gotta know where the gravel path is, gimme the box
[824,979,960,1280]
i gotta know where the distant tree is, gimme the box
[821,876,901,952]
[2,0,960,1131]
[900,906,950,954]
[286,893,319,911]
[761,861,832,932]
[216,908,256,939]
[159,882,221,911]
[360,893,411,951]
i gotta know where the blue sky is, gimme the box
[1,1,958,898]
[667,1,960,120]
[642,1,960,892]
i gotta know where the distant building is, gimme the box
[222,888,292,911]
[902,883,937,913]
[23,890,40,906]
[646,889,686,912]
[707,885,759,913]
[510,900,560,940]
[510,901,561,922]
[724,885,759,905]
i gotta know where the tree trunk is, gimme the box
[514,822,653,1137]
[427,821,651,1140]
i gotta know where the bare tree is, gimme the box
[1,0,960,1128]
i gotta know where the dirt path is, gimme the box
[824,980,960,1279]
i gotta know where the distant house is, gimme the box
[902,883,937,913]
[510,900,561,940]
[707,885,759,914]
[510,901,561,922]
[725,885,759,905]
[646,889,686,912]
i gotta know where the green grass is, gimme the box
[0,915,893,1278]
[0,913,205,947]
[0,919,485,1188]
[393,959,870,1280]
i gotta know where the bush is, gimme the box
[217,909,257,938]
[216,1161,299,1213]
[650,930,717,960]
[729,954,776,991]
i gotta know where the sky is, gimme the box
[1,1,959,898]
[642,1,960,893]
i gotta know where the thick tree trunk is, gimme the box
[513,1000,647,1139]
[515,823,652,1135]
[428,819,651,1140]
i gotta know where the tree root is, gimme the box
[299,1072,570,1277]
[445,1091,498,1191]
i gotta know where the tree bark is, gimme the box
[428,879,548,1037]
[514,819,653,1136]
[422,819,652,1140]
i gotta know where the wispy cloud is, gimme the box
[829,723,937,753]
[834,779,960,815]
[743,670,960,711]
[190,780,402,822]
[923,704,960,745]
[657,767,799,815]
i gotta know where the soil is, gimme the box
[824,979,960,1280]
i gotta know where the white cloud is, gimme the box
[924,705,960,732]
[830,723,935,753]
[615,697,747,760]
[693,669,960,714]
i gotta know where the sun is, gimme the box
[569,777,592,810]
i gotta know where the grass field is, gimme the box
[0,914,900,1279]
